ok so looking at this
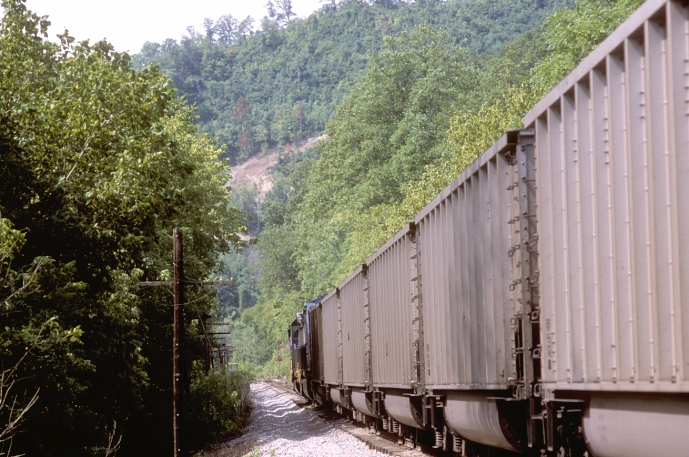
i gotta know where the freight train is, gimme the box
[288,1,689,455]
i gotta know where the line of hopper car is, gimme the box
[288,1,689,456]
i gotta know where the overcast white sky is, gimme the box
[26,0,324,54]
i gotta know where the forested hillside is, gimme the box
[239,0,645,373]
[135,0,573,164]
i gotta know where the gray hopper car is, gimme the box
[289,1,689,456]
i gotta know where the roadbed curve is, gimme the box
[217,381,429,457]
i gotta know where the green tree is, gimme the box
[0,1,245,455]
[294,25,479,292]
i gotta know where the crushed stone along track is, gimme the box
[221,381,431,457]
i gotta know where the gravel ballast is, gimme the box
[221,382,393,457]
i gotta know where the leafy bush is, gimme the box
[187,367,253,450]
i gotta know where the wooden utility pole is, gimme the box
[137,230,235,456]
[201,313,211,374]
[173,228,185,457]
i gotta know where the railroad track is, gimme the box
[260,379,439,457]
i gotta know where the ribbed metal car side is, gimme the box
[367,226,415,388]
[320,291,341,386]
[523,3,689,455]
[524,0,689,393]
[339,268,367,386]
[414,132,521,389]
[309,304,323,383]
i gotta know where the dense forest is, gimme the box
[0,1,250,456]
[135,0,574,164]
[236,0,645,372]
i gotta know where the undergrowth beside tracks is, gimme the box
[188,367,254,452]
